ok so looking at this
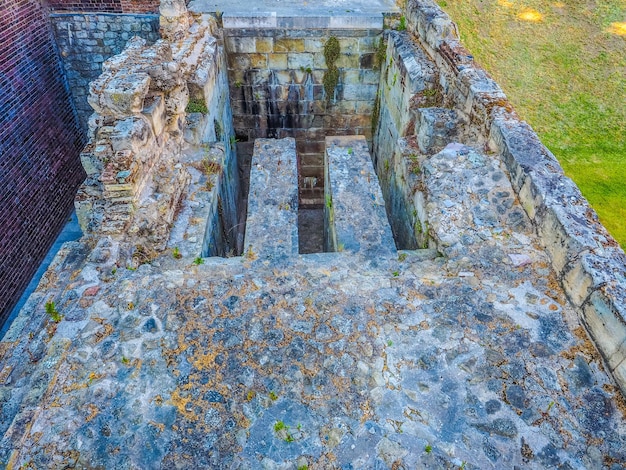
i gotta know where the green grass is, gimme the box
[437,0,626,246]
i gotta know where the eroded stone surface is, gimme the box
[2,142,626,468]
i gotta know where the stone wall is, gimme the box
[74,1,241,261]
[50,13,160,131]
[372,30,439,249]
[219,16,383,205]
[0,0,85,325]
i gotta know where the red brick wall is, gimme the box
[46,0,159,13]
[0,0,86,325]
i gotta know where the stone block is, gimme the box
[142,93,166,136]
[416,107,459,153]
[563,250,626,308]
[287,53,315,70]
[582,288,626,375]
[89,72,151,117]
[537,185,618,274]
[225,36,256,53]
[110,117,154,154]
[335,54,360,69]
[256,38,273,53]
[268,53,288,69]
[304,38,324,53]
[275,38,305,53]
[328,15,383,30]
[222,14,278,29]
[165,84,189,116]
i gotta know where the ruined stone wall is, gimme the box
[381,0,626,394]
[50,13,160,131]
[221,17,382,205]
[372,30,440,249]
[0,0,85,325]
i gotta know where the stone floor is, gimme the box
[1,143,626,469]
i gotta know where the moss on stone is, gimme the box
[186,98,208,114]
[322,36,341,100]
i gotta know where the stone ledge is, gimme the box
[220,14,384,30]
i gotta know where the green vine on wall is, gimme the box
[322,36,341,100]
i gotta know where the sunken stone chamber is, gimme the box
[221,20,382,207]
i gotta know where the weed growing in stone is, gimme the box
[185,98,208,114]
[398,15,407,31]
[375,38,386,68]
[325,194,332,209]
[172,247,182,259]
[269,391,278,400]
[193,256,204,265]
[425,444,432,453]
[121,356,130,365]
[45,301,62,323]
[398,252,408,262]
[392,271,399,277]
[274,421,286,432]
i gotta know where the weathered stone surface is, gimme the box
[4,137,626,467]
[325,136,396,258]
[244,138,299,260]
[89,72,151,117]
[3,0,626,468]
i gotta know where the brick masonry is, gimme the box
[0,0,85,325]
[50,13,160,131]
[47,0,159,14]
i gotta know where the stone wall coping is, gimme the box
[324,135,397,257]
[220,14,384,30]
[244,138,300,261]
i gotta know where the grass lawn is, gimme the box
[436,0,626,247]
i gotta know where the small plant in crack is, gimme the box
[172,247,182,259]
[45,301,62,323]
[193,256,204,265]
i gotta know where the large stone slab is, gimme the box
[244,138,299,260]
[324,135,397,257]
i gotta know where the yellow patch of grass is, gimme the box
[607,22,626,36]
[518,8,543,22]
